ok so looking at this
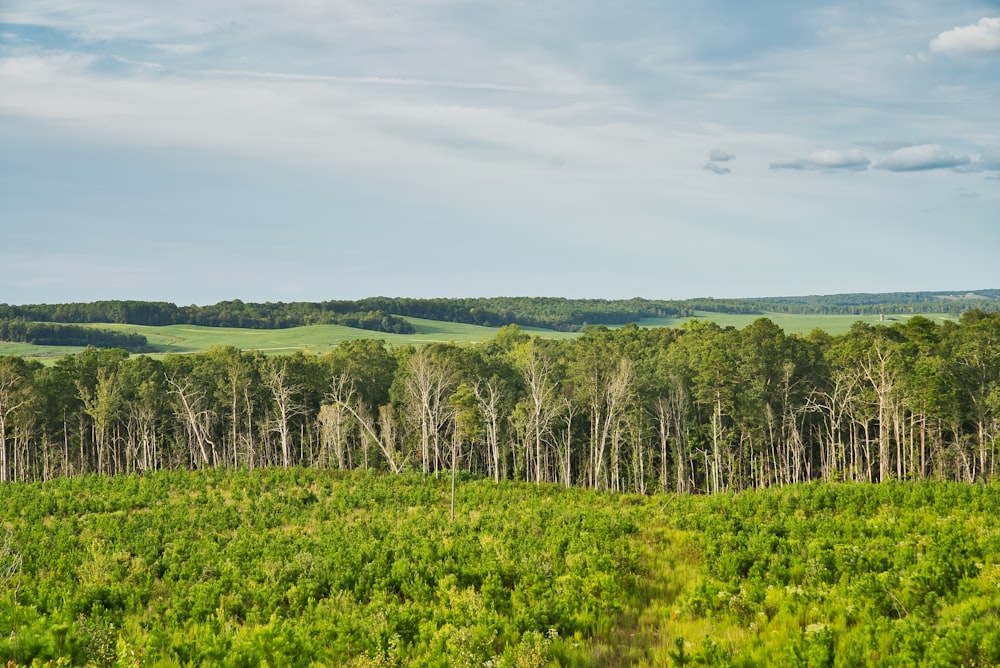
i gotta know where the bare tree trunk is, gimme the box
[266,363,305,469]
[321,376,357,469]
[559,397,576,488]
[473,380,504,483]
[166,375,213,468]
[0,365,31,484]
[403,349,454,476]
[518,344,561,485]
[451,442,458,523]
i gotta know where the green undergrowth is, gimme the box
[3,474,1000,666]
[0,470,668,666]
[647,482,1000,667]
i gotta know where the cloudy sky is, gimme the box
[1,1,998,304]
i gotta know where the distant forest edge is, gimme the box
[0,298,684,333]
[0,318,150,353]
[1,290,998,338]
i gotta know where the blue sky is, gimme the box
[1,1,998,304]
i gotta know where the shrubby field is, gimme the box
[1,470,650,666]
[3,471,1000,666]
[653,482,1000,666]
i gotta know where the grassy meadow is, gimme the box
[1,318,577,363]
[1,312,955,363]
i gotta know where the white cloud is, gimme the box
[770,149,870,172]
[873,144,971,172]
[930,17,1000,56]
[709,149,735,162]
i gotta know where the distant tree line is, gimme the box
[2,292,996,335]
[0,298,691,332]
[0,318,148,352]
[745,290,1000,316]
[1,311,998,492]
[346,297,691,330]
[0,301,414,334]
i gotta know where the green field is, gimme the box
[0,317,578,362]
[111,318,516,354]
[0,342,87,359]
[0,312,955,362]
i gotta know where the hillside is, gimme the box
[1,290,995,359]
[2,290,996,334]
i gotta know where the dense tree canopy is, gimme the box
[0,301,414,334]
[0,318,149,352]
[2,293,997,341]
[1,312,998,491]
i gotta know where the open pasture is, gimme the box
[7,317,577,362]
[3,312,955,362]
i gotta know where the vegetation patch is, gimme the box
[3,472,1000,665]
[1,469,659,666]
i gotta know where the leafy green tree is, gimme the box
[947,311,1000,479]
[666,321,739,493]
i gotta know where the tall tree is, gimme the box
[0,358,34,483]
[511,339,562,484]
[395,346,456,475]
[265,359,306,469]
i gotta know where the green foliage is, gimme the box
[6,473,1000,665]
[0,301,414,334]
[0,318,148,352]
[0,470,647,665]
[660,482,1000,666]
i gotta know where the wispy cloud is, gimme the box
[873,144,971,172]
[703,162,731,175]
[151,43,207,56]
[973,146,1000,171]
[2,0,1000,302]
[770,149,870,172]
[207,69,537,93]
[704,148,735,175]
[110,55,165,71]
[930,17,1000,56]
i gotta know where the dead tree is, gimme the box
[166,375,214,468]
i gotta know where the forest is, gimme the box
[0,303,414,337]
[743,290,1000,316]
[0,311,998,491]
[0,318,150,353]
[0,298,682,333]
[3,291,995,338]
